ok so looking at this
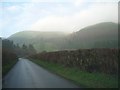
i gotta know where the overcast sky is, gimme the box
[0,0,119,38]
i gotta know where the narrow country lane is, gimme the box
[3,58,79,88]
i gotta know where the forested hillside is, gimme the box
[61,22,118,49]
[8,31,66,52]
[8,22,118,52]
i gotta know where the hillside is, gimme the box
[61,22,118,49]
[8,22,118,52]
[8,31,66,52]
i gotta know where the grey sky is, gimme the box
[0,0,119,37]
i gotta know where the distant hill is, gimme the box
[8,31,66,52]
[8,22,118,52]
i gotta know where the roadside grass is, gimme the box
[30,59,118,88]
[2,60,18,77]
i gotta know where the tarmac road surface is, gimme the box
[3,58,79,88]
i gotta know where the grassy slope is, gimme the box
[30,59,118,88]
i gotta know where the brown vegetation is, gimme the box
[29,48,118,74]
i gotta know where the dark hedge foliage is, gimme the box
[30,48,118,75]
[2,39,18,76]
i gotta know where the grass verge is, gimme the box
[2,60,18,77]
[30,59,118,88]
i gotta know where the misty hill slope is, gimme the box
[8,22,118,52]
[76,22,118,40]
[9,31,66,39]
[8,31,66,52]
[9,31,66,42]
[62,22,118,49]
